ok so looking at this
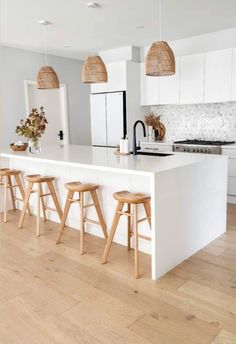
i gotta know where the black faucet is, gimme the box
[133,120,147,155]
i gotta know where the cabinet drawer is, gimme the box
[228,177,236,196]
[228,159,236,177]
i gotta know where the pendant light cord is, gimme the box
[43,24,48,66]
[159,0,162,41]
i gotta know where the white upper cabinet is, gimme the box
[140,62,160,105]
[91,61,127,94]
[107,61,127,92]
[231,48,236,101]
[180,53,205,104]
[159,57,180,104]
[204,49,232,103]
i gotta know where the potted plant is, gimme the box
[16,107,48,154]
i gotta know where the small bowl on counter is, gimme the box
[10,142,28,152]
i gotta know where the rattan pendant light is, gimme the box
[145,0,175,76]
[37,21,59,89]
[82,55,108,83]
[82,4,108,83]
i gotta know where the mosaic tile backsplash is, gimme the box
[151,102,236,142]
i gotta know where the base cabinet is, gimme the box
[222,148,236,198]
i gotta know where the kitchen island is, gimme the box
[0,145,228,280]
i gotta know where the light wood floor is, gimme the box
[0,206,236,344]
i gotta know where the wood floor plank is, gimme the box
[129,313,219,344]
[211,329,236,344]
[178,281,236,315]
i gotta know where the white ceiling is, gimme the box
[1,0,236,60]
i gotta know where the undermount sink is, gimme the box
[136,151,174,157]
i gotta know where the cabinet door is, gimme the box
[204,49,232,103]
[107,61,127,92]
[180,53,204,104]
[106,92,124,146]
[90,94,107,146]
[159,57,180,104]
[140,62,160,105]
[91,81,108,94]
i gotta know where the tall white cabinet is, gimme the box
[159,57,180,104]
[90,60,146,146]
[180,53,205,104]
[90,92,124,147]
[204,49,232,103]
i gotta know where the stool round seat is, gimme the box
[0,169,21,176]
[113,190,151,204]
[25,174,55,183]
[65,181,99,192]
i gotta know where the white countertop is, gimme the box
[0,145,225,176]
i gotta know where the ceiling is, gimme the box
[1,0,236,60]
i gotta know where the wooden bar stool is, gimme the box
[18,174,62,236]
[101,190,151,278]
[0,168,31,222]
[56,181,108,255]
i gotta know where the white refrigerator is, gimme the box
[90,91,127,147]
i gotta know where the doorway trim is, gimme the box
[24,80,70,145]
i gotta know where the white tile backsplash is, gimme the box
[151,102,236,141]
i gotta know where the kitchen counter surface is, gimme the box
[0,144,225,176]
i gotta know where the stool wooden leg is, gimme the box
[127,204,131,251]
[80,191,85,254]
[101,201,124,264]
[8,176,16,210]
[3,176,8,223]
[47,181,62,219]
[134,204,139,279]
[36,183,41,237]
[90,190,108,239]
[15,174,32,215]
[56,190,74,244]
[39,183,47,222]
[18,182,33,228]
[143,200,151,228]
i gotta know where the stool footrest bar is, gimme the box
[83,203,97,209]
[40,193,52,198]
[84,218,100,226]
[137,216,151,224]
[117,210,132,217]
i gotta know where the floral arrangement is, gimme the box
[16,107,48,141]
[145,112,166,140]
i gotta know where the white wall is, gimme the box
[0,45,91,147]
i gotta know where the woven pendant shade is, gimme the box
[37,66,60,89]
[145,41,175,76]
[82,56,108,83]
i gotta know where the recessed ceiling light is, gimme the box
[64,45,72,48]
[136,25,144,29]
[38,20,52,26]
[87,2,100,8]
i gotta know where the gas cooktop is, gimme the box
[173,139,235,154]
[174,139,235,146]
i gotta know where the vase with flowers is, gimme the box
[144,112,166,142]
[16,107,48,154]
